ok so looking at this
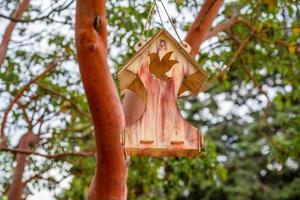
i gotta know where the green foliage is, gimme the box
[0,0,300,199]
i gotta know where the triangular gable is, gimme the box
[117,28,208,96]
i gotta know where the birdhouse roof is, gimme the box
[117,28,208,96]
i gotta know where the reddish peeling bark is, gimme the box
[7,131,38,200]
[185,0,224,57]
[0,0,30,67]
[75,0,127,199]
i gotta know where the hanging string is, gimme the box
[154,0,164,27]
[158,0,183,43]
[140,0,183,43]
[145,8,155,40]
[145,0,166,40]
[141,0,156,40]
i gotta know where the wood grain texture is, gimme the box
[123,63,203,158]
[118,30,207,157]
[117,29,208,97]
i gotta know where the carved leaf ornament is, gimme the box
[148,51,178,78]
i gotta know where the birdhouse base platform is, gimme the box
[125,148,201,158]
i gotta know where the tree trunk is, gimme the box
[75,0,224,199]
[7,131,38,200]
[75,0,127,199]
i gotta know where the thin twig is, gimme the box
[204,33,253,91]
[0,147,95,159]
[205,16,240,40]
[36,81,91,119]
[240,56,272,141]
[1,59,60,147]
[240,57,271,105]
[0,0,75,23]
[17,102,33,130]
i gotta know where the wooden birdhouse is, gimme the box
[117,29,208,158]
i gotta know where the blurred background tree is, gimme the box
[0,0,300,199]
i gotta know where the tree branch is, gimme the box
[36,81,91,119]
[17,102,34,130]
[0,146,95,159]
[205,16,239,40]
[0,0,75,23]
[240,57,272,105]
[1,59,59,148]
[0,0,30,67]
[239,56,273,141]
[185,0,224,56]
[204,33,253,91]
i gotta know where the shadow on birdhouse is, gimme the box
[117,29,208,158]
